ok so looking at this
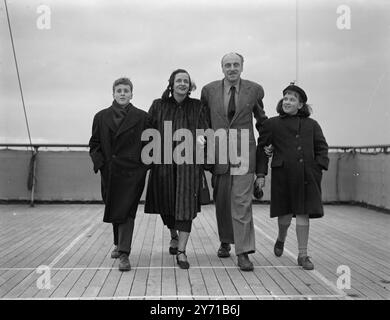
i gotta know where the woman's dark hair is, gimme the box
[276,98,312,117]
[162,69,193,100]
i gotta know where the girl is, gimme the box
[255,82,329,270]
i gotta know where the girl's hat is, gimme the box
[283,82,307,103]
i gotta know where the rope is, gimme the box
[296,0,299,84]
[4,0,34,152]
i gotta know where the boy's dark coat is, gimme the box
[89,103,150,223]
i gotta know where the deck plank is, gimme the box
[145,215,163,299]
[190,219,224,300]
[252,208,389,299]
[0,204,388,300]
[0,206,100,297]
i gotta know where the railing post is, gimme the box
[335,151,342,202]
[30,146,38,207]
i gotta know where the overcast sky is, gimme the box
[1,0,389,146]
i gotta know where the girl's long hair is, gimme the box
[161,69,194,100]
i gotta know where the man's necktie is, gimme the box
[227,86,236,123]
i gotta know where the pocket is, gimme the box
[271,158,283,168]
[199,170,211,205]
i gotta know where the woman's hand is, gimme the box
[264,144,274,157]
[255,176,265,189]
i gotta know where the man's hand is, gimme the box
[264,144,273,158]
[197,135,206,146]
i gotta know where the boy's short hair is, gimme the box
[112,77,133,93]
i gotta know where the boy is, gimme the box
[89,77,150,271]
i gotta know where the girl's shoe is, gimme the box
[297,256,314,270]
[274,240,284,257]
[169,235,179,255]
[176,250,190,269]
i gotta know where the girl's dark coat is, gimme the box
[256,114,329,218]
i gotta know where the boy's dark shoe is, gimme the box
[111,246,120,259]
[237,253,254,271]
[297,256,314,270]
[217,242,231,258]
[119,253,131,272]
[274,240,284,257]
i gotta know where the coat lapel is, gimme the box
[115,103,140,137]
[102,107,117,133]
[213,80,229,126]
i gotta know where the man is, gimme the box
[89,77,150,272]
[201,53,267,271]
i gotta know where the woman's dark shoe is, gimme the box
[169,235,179,255]
[176,250,190,269]
[297,256,314,270]
[274,240,284,257]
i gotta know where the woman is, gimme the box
[145,69,210,269]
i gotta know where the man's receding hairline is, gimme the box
[221,52,244,66]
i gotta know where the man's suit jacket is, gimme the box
[201,79,267,175]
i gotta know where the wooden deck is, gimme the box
[0,204,389,300]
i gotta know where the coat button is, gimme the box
[296,134,300,138]
[299,158,303,163]
[297,146,302,150]
[112,154,117,158]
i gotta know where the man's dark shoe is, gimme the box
[274,240,284,257]
[169,235,178,255]
[111,245,120,259]
[237,253,254,271]
[217,243,231,258]
[297,256,314,270]
[118,253,131,272]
